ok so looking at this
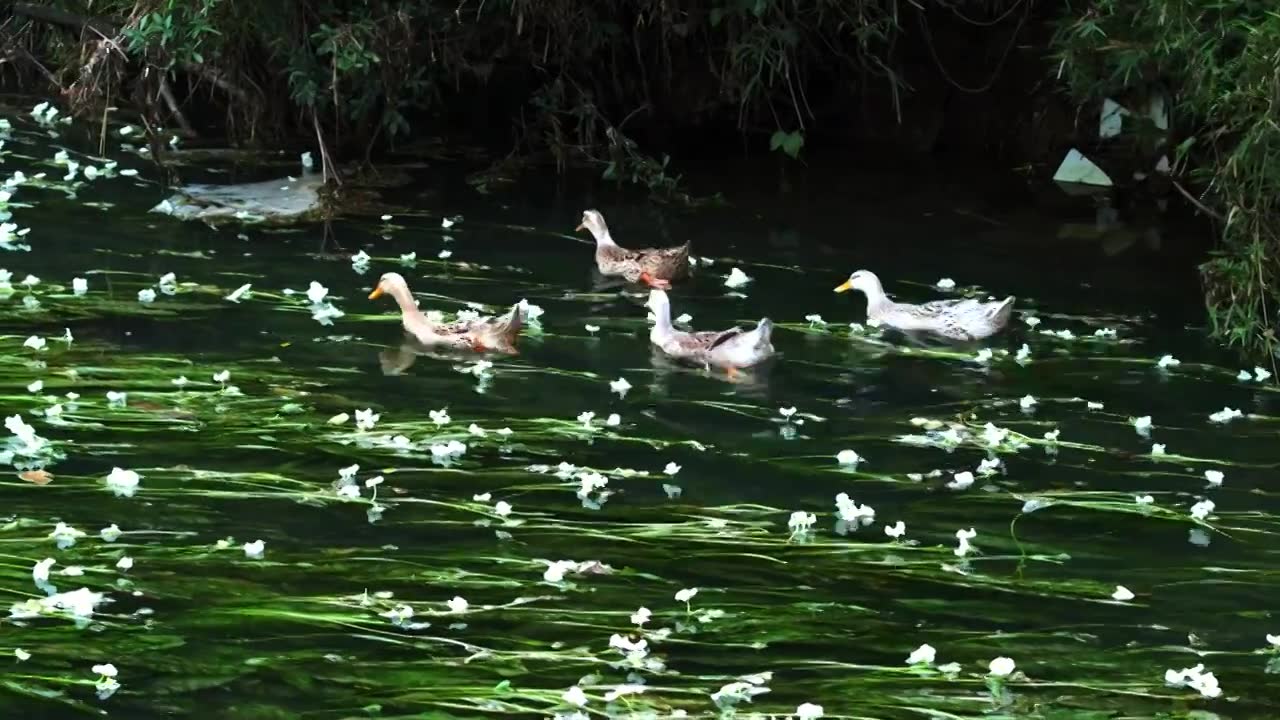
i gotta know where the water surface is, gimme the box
[2,112,1278,719]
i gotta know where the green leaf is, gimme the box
[710,8,725,27]
[769,130,786,151]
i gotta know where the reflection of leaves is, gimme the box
[769,130,804,159]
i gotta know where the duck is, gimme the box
[576,209,690,289]
[834,269,1014,341]
[647,289,774,377]
[369,272,524,353]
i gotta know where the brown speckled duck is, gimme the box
[576,209,690,289]
[369,272,524,353]
[647,289,774,378]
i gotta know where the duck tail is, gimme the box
[494,302,525,341]
[754,317,774,348]
[991,296,1015,327]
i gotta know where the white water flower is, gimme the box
[105,467,140,497]
[1019,395,1037,410]
[50,522,85,549]
[577,411,595,428]
[724,267,752,288]
[562,685,588,707]
[804,314,827,327]
[1266,634,1280,648]
[906,643,936,665]
[1156,354,1181,369]
[33,557,56,584]
[936,278,956,290]
[610,377,632,396]
[836,449,862,466]
[1190,499,1215,521]
[158,272,178,294]
[437,249,453,259]
[138,288,156,303]
[947,471,974,490]
[787,511,816,534]
[954,527,977,557]
[1205,470,1224,486]
[1132,416,1152,434]
[795,703,824,720]
[441,217,456,228]
[1151,443,1166,456]
[1237,369,1251,381]
[974,348,994,363]
[355,408,380,431]
[106,391,127,406]
[664,462,681,476]
[494,501,512,517]
[1111,585,1135,601]
[1209,406,1243,424]
[23,336,46,351]
[1094,327,1117,338]
[27,379,43,393]
[988,656,1016,677]
[21,274,39,287]
[884,521,906,539]
[1255,366,1273,382]
[429,408,451,426]
[631,606,652,626]
[606,413,621,426]
[213,370,231,384]
[100,524,122,542]
[306,281,328,304]
[977,457,1003,475]
[243,539,265,559]
[350,250,371,269]
[70,277,88,296]
[1164,663,1221,698]
[584,324,600,335]
[116,557,134,571]
[446,596,468,613]
[675,312,692,324]
[14,649,30,662]
[675,587,698,603]
[835,492,876,526]
[779,406,797,419]
[1015,344,1031,363]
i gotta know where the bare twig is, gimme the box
[1172,179,1227,222]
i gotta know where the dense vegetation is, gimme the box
[4,0,1279,356]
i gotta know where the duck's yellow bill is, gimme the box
[368,287,384,299]
[833,280,853,293]
[575,222,586,232]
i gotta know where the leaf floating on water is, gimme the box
[19,469,53,485]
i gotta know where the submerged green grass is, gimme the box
[2,111,1279,719]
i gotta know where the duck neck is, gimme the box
[590,222,617,247]
[863,280,892,316]
[650,300,673,338]
[387,282,427,322]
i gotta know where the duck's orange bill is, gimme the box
[833,280,853,293]
[575,223,586,232]
[368,287,384,299]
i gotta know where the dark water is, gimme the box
[1,111,1278,719]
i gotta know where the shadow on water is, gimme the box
[2,113,1278,718]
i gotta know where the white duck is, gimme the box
[834,269,1014,341]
